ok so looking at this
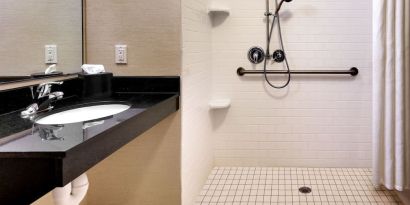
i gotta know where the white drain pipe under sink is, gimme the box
[52,173,89,205]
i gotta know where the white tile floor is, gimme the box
[196,167,402,205]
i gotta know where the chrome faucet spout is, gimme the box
[38,92,64,112]
[20,103,39,118]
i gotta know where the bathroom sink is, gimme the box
[35,103,131,125]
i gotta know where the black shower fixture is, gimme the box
[238,0,359,88]
[263,0,293,89]
[275,0,293,15]
[272,50,285,63]
[248,47,265,64]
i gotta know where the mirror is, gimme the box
[0,0,84,84]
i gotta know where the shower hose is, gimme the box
[264,0,291,89]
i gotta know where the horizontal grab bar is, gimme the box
[237,67,359,76]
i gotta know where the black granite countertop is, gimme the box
[0,76,180,204]
[0,93,176,156]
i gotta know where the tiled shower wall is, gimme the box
[211,0,373,167]
[181,0,214,204]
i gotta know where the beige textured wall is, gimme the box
[85,0,181,76]
[0,0,83,76]
[86,113,181,205]
[24,0,182,204]
[83,0,182,204]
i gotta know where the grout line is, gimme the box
[197,167,403,205]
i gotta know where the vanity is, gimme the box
[0,76,180,204]
[0,0,182,204]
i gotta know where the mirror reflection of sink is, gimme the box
[35,103,131,125]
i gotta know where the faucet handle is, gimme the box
[37,81,63,91]
[37,81,63,99]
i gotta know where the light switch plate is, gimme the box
[45,45,58,64]
[115,45,127,64]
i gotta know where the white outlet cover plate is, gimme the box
[45,45,58,64]
[115,45,127,64]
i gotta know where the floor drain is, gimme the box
[299,186,312,194]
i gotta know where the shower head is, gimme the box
[275,0,292,15]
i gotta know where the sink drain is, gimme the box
[299,186,312,194]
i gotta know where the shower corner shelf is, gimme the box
[207,6,230,15]
[209,99,231,109]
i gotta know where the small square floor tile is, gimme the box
[196,167,403,205]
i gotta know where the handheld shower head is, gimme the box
[275,0,292,15]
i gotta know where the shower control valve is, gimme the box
[272,49,286,63]
[248,47,265,64]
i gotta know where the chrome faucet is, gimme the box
[21,82,64,118]
[37,81,63,99]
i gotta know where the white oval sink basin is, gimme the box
[36,104,131,125]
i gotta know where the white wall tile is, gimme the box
[210,0,372,168]
[182,0,215,204]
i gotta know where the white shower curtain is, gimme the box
[372,0,410,191]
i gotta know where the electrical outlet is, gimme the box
[115,45,127,64]
[45,45,57,64]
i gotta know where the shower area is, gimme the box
[181,0,409,204]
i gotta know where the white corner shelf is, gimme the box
[207,6,230,15]
[209,99,231,110]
